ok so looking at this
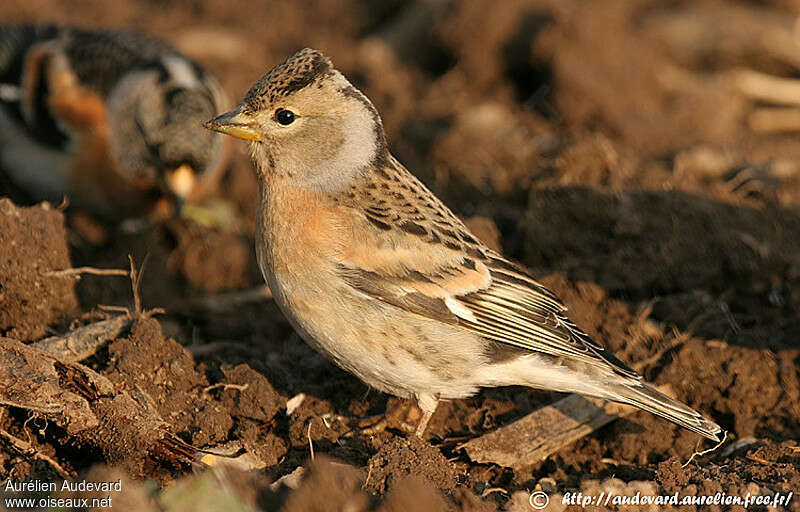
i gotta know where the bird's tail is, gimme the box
[605,381,723,442]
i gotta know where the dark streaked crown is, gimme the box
[243,48,333,110]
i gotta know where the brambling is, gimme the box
[0,25,230,219]
[205,48,722,441]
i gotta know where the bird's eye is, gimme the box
[275,108,295,125]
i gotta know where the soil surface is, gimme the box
[1,1,799,511]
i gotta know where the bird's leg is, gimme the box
[414,393,439,437]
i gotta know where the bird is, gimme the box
[204,48,723,441]
[0,25,230,219]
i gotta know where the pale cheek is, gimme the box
[285,119,344,168]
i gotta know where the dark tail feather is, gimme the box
[607,382,723,442]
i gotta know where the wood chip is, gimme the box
[459,385,674,469]
[32,314,133,362]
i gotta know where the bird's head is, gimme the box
[107,55,230,205]
[204,48,386,191]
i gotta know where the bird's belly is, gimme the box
[0,108,141,216]
[263,261,486,400]
[0,109,70,200]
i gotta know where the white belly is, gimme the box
[0,108,70,200]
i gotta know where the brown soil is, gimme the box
[0,200,79,341]
[1,1,799,511]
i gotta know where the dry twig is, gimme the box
[31,256,159,362]
[0,411,71,479]
[44,266,130,279]
[201,382,249,400]
[128,254,147,314]
[187,341,256,357]
[185,285,273,314]
[307,420,315,461]
[683,431,728,467]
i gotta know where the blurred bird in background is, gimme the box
[0,25,230,220]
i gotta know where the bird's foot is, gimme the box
[354,398,423,435]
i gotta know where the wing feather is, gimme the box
[334,160,640,380]
[337,251,639,379]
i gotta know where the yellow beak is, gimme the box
[203,105,262,141]
[165,164,197,199]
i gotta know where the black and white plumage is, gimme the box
[0,25,229,218]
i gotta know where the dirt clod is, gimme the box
[364,436,458,495]
[0,200,79,341]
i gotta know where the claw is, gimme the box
[353,399,423,436]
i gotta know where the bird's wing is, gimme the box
[334,159,640,379]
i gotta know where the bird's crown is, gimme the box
[243,48,333,111]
